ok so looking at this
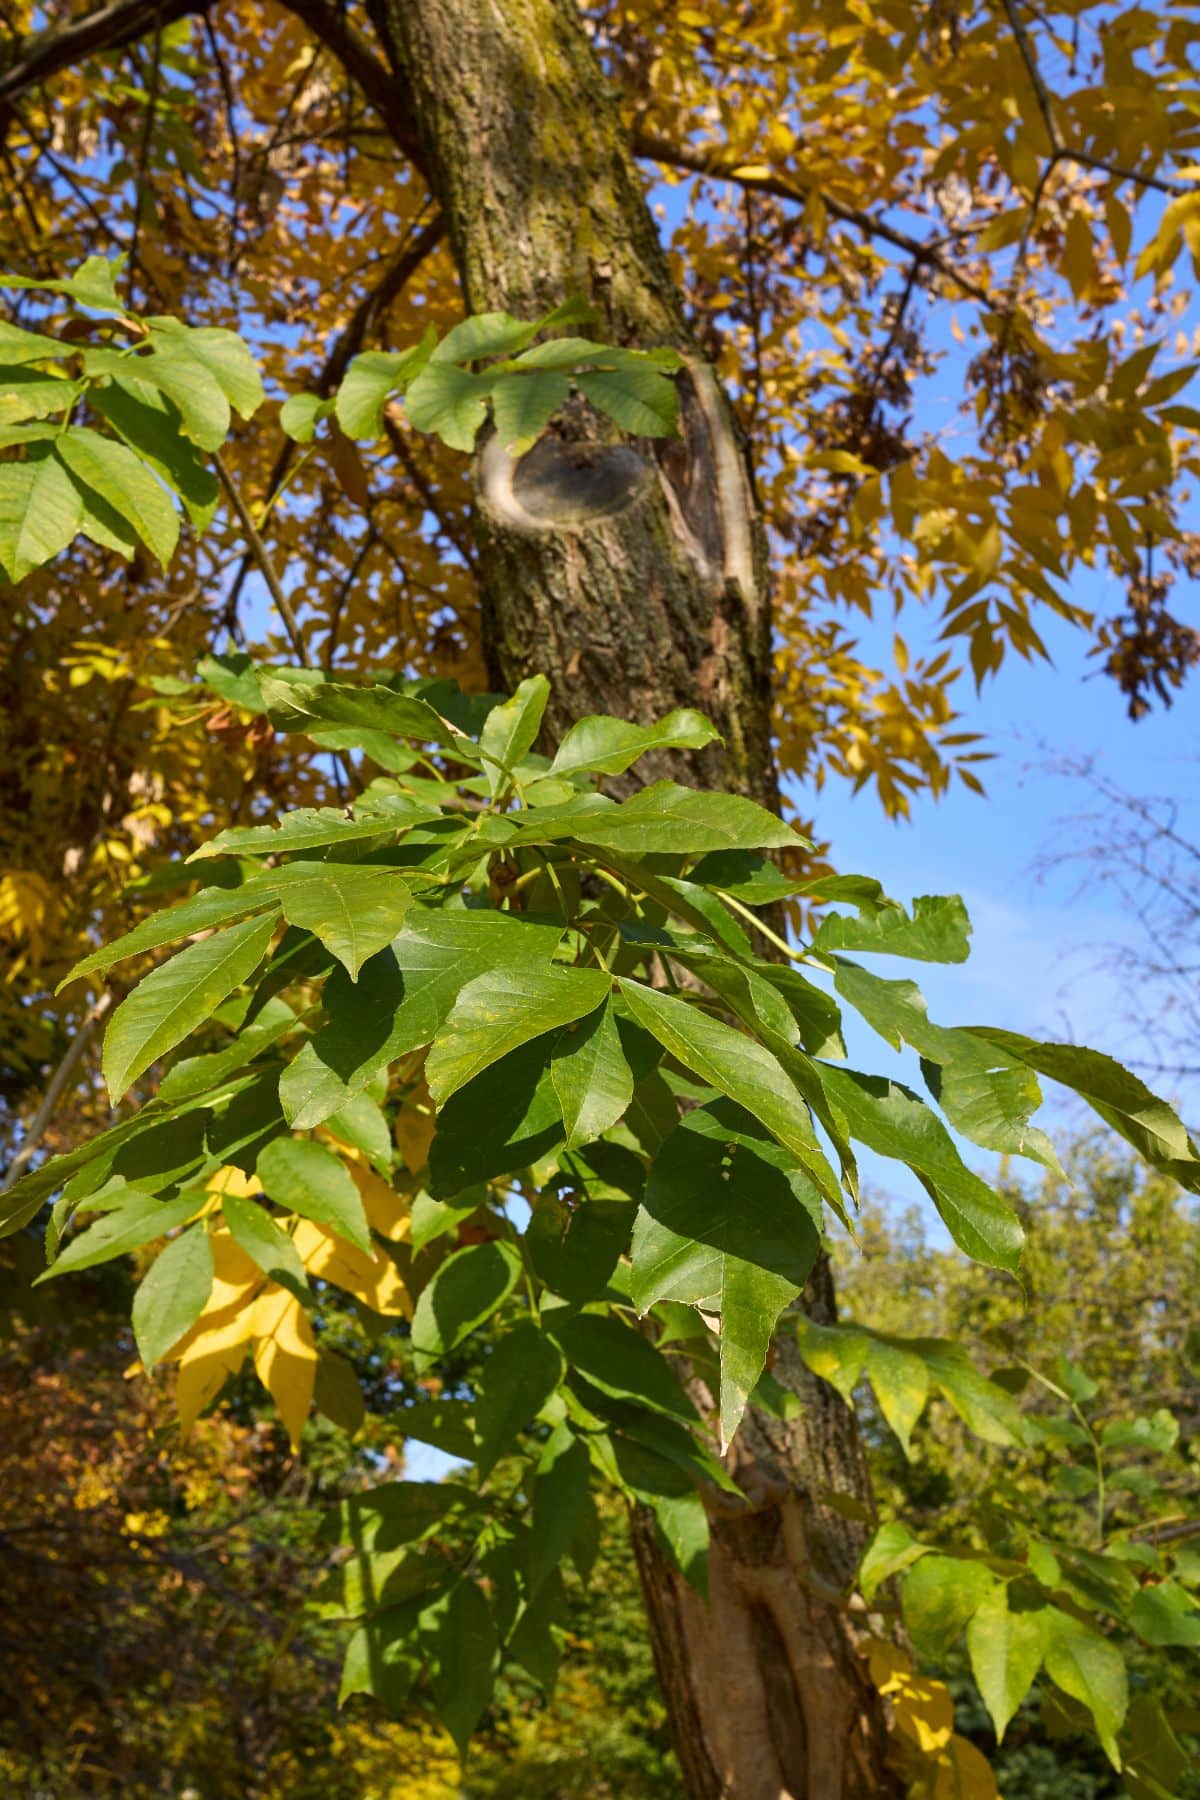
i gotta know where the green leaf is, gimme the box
[221,1191,311,1303]
[902,1554,996,1659]
[102,911,276,1099]
[548,709,721,779]
[431,1579,498,1755]
[530,781,802,855]
[910,1338,1026,1446]
[42,1188,204,1278]
[473,1321,565,1477]
[795,1317,870,1403]
[410,1190,483,1254]
[331,1480,475,1552]
[435,311,540,364]
[491,369,570,451]
[813,892,972,963]
[1127,1580,1200,1647]
[545,1312,696,1423]
[279,392,329,442]
[967,1586,1047,1742]
[281,913,561,1129]
[257,676,471,752]
[530,1426,593,1595]
[0,318,67,365]
[408,1240,522,1372]
[131,1223,214,1367]
[145,318,264,418]
[92,379,220,527]
[859,1522,930,1603]
[255,1137,372,1255]
[87,345,229,452]
[427,965,610,1104]
[0,365,76,426]
[550,1000,634,1149]
[1042,1608,1128,1766]
[60,877,280,989]
[0,448,83,581]
[632,1100,821,1446]
[324,1091,394,1174]
[864,1336,930,1457]
[618,979,841,1209]
[834,960,1063,1172]
[313,1348,366,1435]
[962,1030,1200,1189]
[689,849,804,906]
[335,333,434,439]
[819,1066,1024,1274]
[575,363,679,436]
[192,795,437,860]
[479,675,550,797]
[269,861,415,980]
[55,427,179,567]
[405,360,491,452]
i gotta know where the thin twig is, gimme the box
[1,992,113,1191]
[214,454,310,664]
[127,6,163,307]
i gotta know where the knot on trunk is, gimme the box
[477,405,653,533]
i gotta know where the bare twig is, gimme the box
[1,991,113,1191]
[214,453,310,664]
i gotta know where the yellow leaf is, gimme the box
[864,1637,955,1753]
[395,1085,436,1176]
[171,1230,264,1432]
[932,1734,1000,1798]
[348,1160,412,1242]
[294,1218,412,1316]
[251,1284,318,1450]
[206,1164,263,1200]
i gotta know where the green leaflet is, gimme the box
[548,709,721,779]
[55,426,179,567]
[819,1065,1025,1274]
[833,959,1063,1172]
[131,1223,215,1366]
[967,1586,1047,1742]
[631,1101,821,1447]
[221,1191,311,1304]
[472,1321,565,1477]
[544,1312,696,1423]
[92,379,221,526]
[280,911,562,1129]
[255,1137,372,1255]
[192,794,441,860]
[1042,1607,1128,1767]
[408,1240,523,1372]
[527,781,803,855]
[426,964,610,1104]
[491,368,570,452]
[268,861,416,979]
[258,676,474,753]
[335,333,434,439]
[550,1000,634,1149]
[405,361,491,452]
[812,890,972,963]
[39,1188,206,1279]
[102,911,277,1099]
[478,675,550,797]
[963,1028,1200,1188]
[901,1554,997,1659]
[618,978,842,1209]
[858,1522,930,1603]
[61,876,281,989]
[430,1579,498,1755]
[0,449,83,582]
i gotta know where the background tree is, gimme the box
[1,1,1199,1794]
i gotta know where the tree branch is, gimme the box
[630,130,993,306]
[1,991,113,1192]
[0,0,196,109]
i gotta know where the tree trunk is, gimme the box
[366,1,898,1791]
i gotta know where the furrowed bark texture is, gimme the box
[360,1,898,1792]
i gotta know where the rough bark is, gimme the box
[363,1,899,1793]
